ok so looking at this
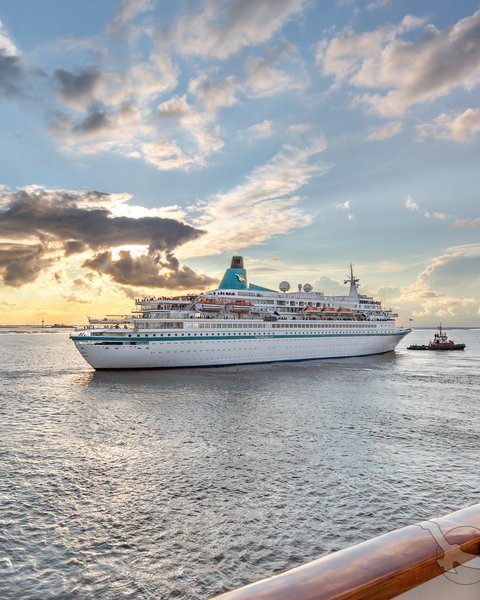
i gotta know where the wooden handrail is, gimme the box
[212,504,480,600]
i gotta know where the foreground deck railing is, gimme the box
[213,504,480,600]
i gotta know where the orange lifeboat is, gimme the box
[225,300,253,313]
[196,297,223,311]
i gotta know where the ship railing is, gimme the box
[213,504,480,600]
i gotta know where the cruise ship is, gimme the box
[70,256,411,370]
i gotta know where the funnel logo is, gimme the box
[419,521,480,585]
[236,274,246,282]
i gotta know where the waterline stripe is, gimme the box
[71,330,409,343]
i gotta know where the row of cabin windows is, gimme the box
[122,323,376,337]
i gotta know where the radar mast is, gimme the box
[344,263,359,298]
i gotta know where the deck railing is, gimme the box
[212,504,480,600]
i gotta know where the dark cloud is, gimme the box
[73,106,113,136]
[0,188,201,252]
[0,243,54,286]
[52,67,100,103]
[0,187,207,287]
[84,250,217,289]
[64,240,88,255]
[0,51,24,97]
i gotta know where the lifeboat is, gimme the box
[304,306,322,313]
[225,300,253,313]
[337,307,353,318]
[321,307,337,318]
[195,297,224,311]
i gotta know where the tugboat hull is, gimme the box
[407,344,465,351]
[407,325,466,351]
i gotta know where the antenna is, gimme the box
[344,262,359,286]
[344,262,360,298]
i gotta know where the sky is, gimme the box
[0,0,479,326]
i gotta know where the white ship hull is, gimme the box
[73,330,409,370]
[71,255,411,370]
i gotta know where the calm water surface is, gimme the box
[1,329,480,598]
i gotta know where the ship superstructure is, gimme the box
[71,256,410,370]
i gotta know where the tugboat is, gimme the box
[407,325,466,351]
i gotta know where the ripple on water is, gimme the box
[1,330,480,598]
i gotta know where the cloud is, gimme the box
[317,10,480,117]
[366,0,391,11]
[157,94,190,118]
[83,250,216,289]
[48,52,180,163]
[289,123,312,134]
[452,217,480,229]
[404,194,446,221]
[188,73,240,111]
[52,67,101,109]
[140,140,199,171]
[416,107,480,142]
[0,21,19,56]
[366,120,402,141]
[244,44,309,97]
[405,195,419,212]
[153,90,226,169]
[107,0,153,36]
[0,243,54,286]
[20,2,306,172]
[0,186,207,287]
[181,136,329,257]
[0,20,26,97]
[335,199,355,220]
[72,105,114,137]
[62,293,91,304]
[312,275,346,295]
[237,119,274,142]
[398,244,480,320]
[171,0,305,60]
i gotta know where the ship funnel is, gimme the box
[218,256,247,290]
[231,256,244,269]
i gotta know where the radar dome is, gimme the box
[279,281,290,292]
[303,283,313,293]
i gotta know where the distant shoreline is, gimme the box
[0,325,76,329]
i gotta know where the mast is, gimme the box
[344,263,359,299]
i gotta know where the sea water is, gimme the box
[1,328,479,598]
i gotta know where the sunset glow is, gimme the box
[1,0,479,325]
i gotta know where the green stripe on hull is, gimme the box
[71,330,408,343]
